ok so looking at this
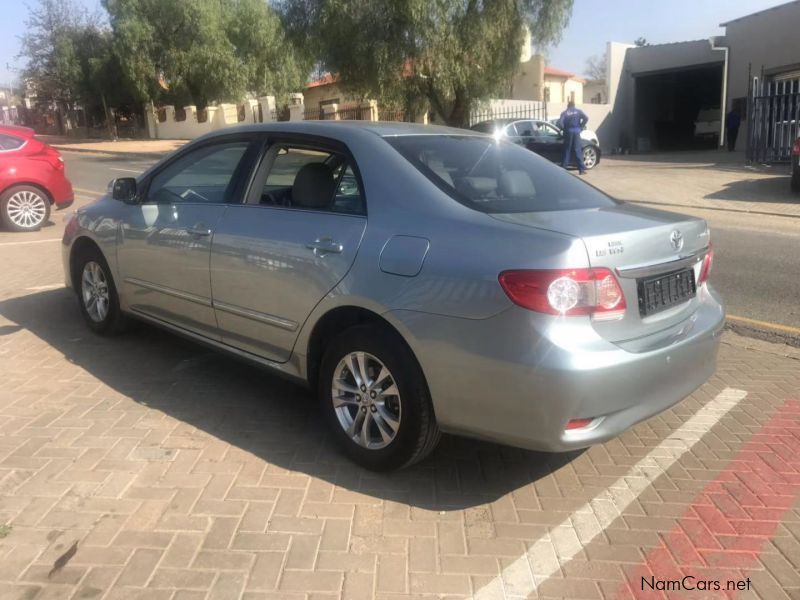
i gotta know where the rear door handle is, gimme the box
[185,224,212,236]
[306,237,343,256]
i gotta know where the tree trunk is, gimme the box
[100,93,116,140]
[445,88,469,128]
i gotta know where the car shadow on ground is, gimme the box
[0,289,582,511]
[704,174,796,204]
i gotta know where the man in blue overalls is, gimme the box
[558,101,589,174]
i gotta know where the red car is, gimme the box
[0,125,73,231]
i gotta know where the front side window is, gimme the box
[146,142,249,204]
[259,145,365,215]
[386,135,617,214]
[535,123,562,140]
[0,134,25,151]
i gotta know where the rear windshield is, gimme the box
[0,133,25,151]
[386,134,617,214]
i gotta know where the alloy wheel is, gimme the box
[6,190,47,229]
[583,147,597,169]
[331,351,402,450]
[81,261,110,323]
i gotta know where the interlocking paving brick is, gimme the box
[0,218,798,599]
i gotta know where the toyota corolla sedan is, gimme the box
[62,122,723,470]
[1,125,74,231]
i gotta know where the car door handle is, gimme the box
[185,225,212,236]
[306,237,343,256]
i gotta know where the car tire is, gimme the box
[75,246,127,335]
[791,171,800,194]
[319,324,441,470]
[0,185,51,232]
[582,146,599,170]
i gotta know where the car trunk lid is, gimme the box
[491,202,710,342]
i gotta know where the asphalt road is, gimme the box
[59,150,800,340]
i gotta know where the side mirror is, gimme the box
[109,178,137,203]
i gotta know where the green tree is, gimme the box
[634,37,649,47]
[280,0,573,126]
[19,0,88,132]
[104,0,308,110]
[20,0,139,137]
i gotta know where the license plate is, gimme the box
[637,268,696,316]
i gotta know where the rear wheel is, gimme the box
[75,246,127,335]
[319,324,440,470]
[582,146,599,170]
[1,185,50,231]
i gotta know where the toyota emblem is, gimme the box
[669,229,684,252]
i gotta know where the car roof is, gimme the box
[198,120,483,141]
[0,125,36,139]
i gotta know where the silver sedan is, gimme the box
[62,122,724,470]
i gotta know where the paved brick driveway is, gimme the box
[0,197,798,599]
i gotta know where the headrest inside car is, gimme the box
[293,162,336,208]
[498,170,536,198]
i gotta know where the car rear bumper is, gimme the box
[50,173,74,207]
[389,284,725,452]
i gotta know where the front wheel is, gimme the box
[1,185,51,231]
[582,146,599,170]
[75,247,127,335]
[319,324,440,470]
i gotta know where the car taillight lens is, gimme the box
[498,268,626,319]
[792,138,800,156]
[698,244,713,285]
[32,146,64,170]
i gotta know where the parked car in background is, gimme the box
[471,118,601,170]
[63,122,721,470]
[694,108,721,141]
[792,136,800,193]
[547,117,600,146]
[0,125,73,231]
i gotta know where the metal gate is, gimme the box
[746,75,800,163]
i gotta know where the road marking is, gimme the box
[73,187,104,195]
[474,387,748,600]
[26,283,64,291]
[618,400,800,599]
[110,167,142,174]
[0,238,61,247]
[727,314,800,336]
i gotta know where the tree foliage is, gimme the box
[280,0,573,126]
[19,0,91,106]
[634,37,649,47]
[19,0,132,134]
[584,52,607,80]
[104,0,309,109]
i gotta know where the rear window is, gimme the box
[0,133,25,151]
[386,134,617,213]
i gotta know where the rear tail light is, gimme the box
[32,146,64,171]
[498,268,626,320]
[698,244,713,285]
[792,138,800,156]
[565,418,594,430]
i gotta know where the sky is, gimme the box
[0,0,790,87]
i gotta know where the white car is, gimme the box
[548,118,600,146]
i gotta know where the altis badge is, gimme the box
[595,240,624,257]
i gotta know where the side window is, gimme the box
[146,142,249,204]
[514,121,535,137]
[0,134,24,151]
[260,145,365,215]
[540,123,562,139]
